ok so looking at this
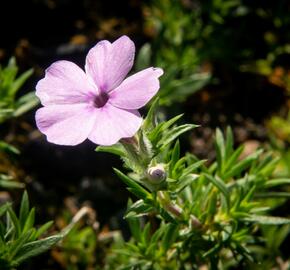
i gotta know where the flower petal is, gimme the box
[108,67,163,109]
[36,104,96,146]
[88,104,142,146]
[85,35,135,92]
[36,60,96,106]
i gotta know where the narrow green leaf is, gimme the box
[142,223,151,245]
[0,223,5,244]
[270,225,290,249]
[125,200,153,219]
[145,242,159,258]
[171,140,180,166]
[127,217,141,242]
[23,208,35,233]
[0,141,20,154]
[19,191,29,230]
[13,235,62,266]
[264,178,290,188]
[204,173,230,210]
[223,149,263,180]
[206,191,218,217]
[161,223,178,251]
[149,114,184,143]
[244,215,290,225]
[159,124,198,149]
[34,221,54,240]
[0,179,24,189]
[215,128,225,172]
[143,97,159,131]
[95,144,126,157]
[113,168,151,200]
[255,192,290,198]
[258,156,280,176]
[169,140,180,177]
[2,57,18,91]
[176,174,199,194]
[252,152,274,173]
[8,230,32,260]
[182,160,206,177]
[10,69,33,96]
[7,207,21,238]
[13,92,39,117]
[172,157,186,178]
[223,145,244,173]
[0,203,11,218]
[250,207,271,214]
[159,114,184,132]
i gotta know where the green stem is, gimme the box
[157,191,202,229]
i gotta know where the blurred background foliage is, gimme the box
[0,0,290,269]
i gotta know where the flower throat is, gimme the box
[94,92,109,108]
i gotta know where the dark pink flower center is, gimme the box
[94,92,109,108]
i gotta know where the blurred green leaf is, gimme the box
[204,173,230,210]
[0,141,20,155]
[13,92,39,117]
[34,221,53,239]
[19,191,29,229]
[13,235,62,266]
[136,43,152,71]
[244,215,290,225]
[23,208,35,233]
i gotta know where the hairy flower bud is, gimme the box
[147,164,166,183]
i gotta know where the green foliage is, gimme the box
[0,191,62,269]
[267,110,290,177]
[100,102,290,269]
[140,0,290,106]
[0,139,22,190]
[109,222,181,270]
[137,0,212,105]
[56,223,97,270]
[0,57,39,190]
[0,57,39,123]
[0,175,24,189]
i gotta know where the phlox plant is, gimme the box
[1,36,289,269]
[34,35,290,269]
[98,105,290,269]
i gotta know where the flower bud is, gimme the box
[147,164,166,183]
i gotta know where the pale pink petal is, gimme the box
[36,60,96,106]
[88,104,142,146]
[36,104,96,146]
[85,35,135,92]
[108,67,163,110]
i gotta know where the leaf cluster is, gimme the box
[0,57,39,123]
[0,191,62,269]
[100,101,290,269]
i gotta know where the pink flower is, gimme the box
[35,36,163,146]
